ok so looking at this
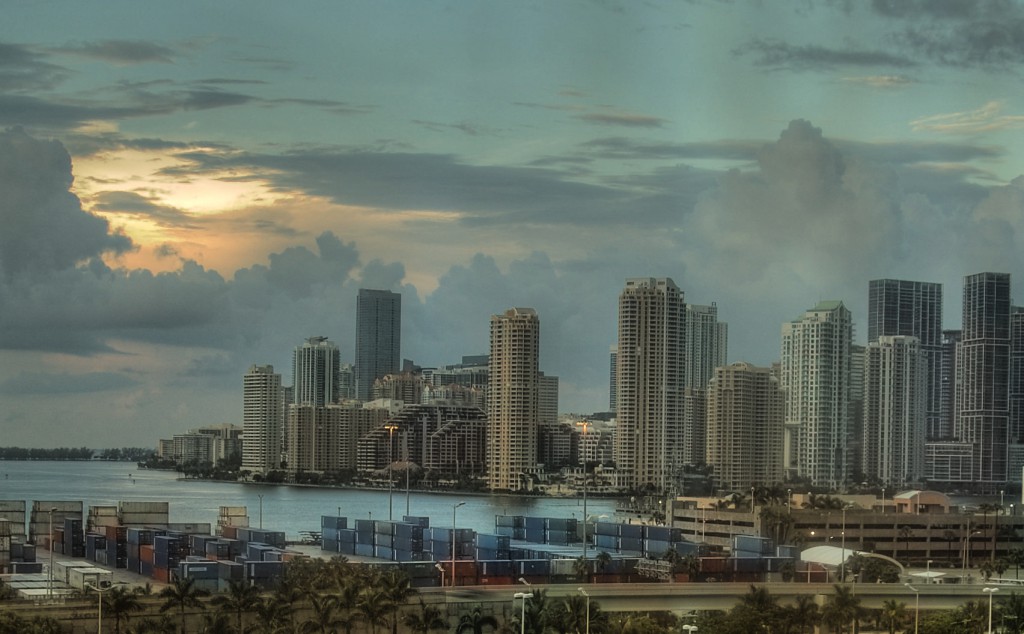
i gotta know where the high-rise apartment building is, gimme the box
[614,277,686,491]
[487,308,541,491]
[355,289,401,401]
[609,345,618,413]
[242,365,284,474]
[293,336,342,406]
[939,330,962,440]
[780,301,852,489]
[684,303,727,390]
[956,272,1011,487]
[705,362,785,491]
[867,279,943,438]
[862,336,926,485]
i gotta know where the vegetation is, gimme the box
[0,446,94,460]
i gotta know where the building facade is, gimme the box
[487,307,541,491]
[614,277,686,491]
[293,336,342,406]
[355,289,402,401]
[684,303,728,391]
[867,279,943,439]
[242,365,284,475]
[862,336,926,486]
[956,272,1011,487]
[780,301,853,489]
[705,362,785,491]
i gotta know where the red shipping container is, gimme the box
[478,575,514,585]
[220,525,237,539]
[153,566,170,583]
[140,544,155,564]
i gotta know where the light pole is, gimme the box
[514,592,533,634]
[451,501,465,587]
[787,488,792,515]
[682,626,699,633]
[840,505,848,582]
[905,583,919,634]
[85,581,124,633]
[257,494,263,529]
[578,587,590,634]
[984,586,998,634]
[926,559,933,583]
[881,487,886,514]
[48,507,57,599]
[385,424,398,520]
[435,563,445,587]
[576,420,590,562]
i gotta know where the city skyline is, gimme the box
[4,2,1024,446]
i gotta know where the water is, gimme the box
[0,461,620,539]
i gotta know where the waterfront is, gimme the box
[0,461,621,539]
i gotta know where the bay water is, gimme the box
[0,461,622,540]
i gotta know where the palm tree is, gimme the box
[595,551,612,576]
[944,529,959,562]
[785,594,819,634]
[898,525,914,564]
[821,584,862,634]
[1008,548,1024,580]
[573,556,590,582]
[211,579,263,634]
[999,592,1024,634]
[553,594,591,634]
[879,598,906,634]
[378,569,416,634]
[104,585,142,634]
[456,606,499,634]
[355,587,391,634]
[402,599,448,633]
[198,611,233,634]
[253,595,294,634]
[302,594,345,634]
[159,577,210,634]
[980,503,999,562]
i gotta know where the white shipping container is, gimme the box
[118,501,169,514]
[68,566,112,591]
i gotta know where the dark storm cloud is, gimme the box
[0,95,151,128]
[0,371,140,395]
[51,40,175,64]
[0,128,132,277]
[575,112,667,128]
[90,191,198,228]
[870,0,1024,68]
[0,42,68,91]
[162,149,647,226]
[736,38,917,70]
[581,137,761,161]
[181,89,254,110]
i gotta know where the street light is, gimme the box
[576,420,590,563]
[85,581,124,633]
[514,592,534,634]
[682,626,699,633]
[578,588,590,634]
[926,559,933,582]
[47,507,58,600]
[905,583,919,634]
[984,587,999,634]
[385,424,398,520]
[840,505,848,582]
[257,494,263,529]
[435,563,445,587]
[881,487,886,514]
[451,501,465,587]
[787,488,792,515]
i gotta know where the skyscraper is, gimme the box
[487,307,541,491]
[242,365,284,475]
[705,362,785,491]
[780,301,852,488]
[684,303,728,390]
[355,289,402,401]
[292,336,342,406]
[956,272,1011,487]
[614,277,686,491]
[862,336,926,485]
[867,279,943,438]
[608,345,618,413]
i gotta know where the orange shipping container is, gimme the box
[139,544,155,564]
[152,566,170,583]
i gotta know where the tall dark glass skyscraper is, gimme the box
[354,289,401,401]
[957,272,1011,487]
[868,279,943,438]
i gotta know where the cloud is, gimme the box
[580,137,760,161]
[576,112,667,128]
[0,127,132,278]
[0,42,68,91]
[51,40,175,65]
[412,120,487,136]
[911,101,1024,134]
[840,74,915,88]
[0,371,140,395]
[90,190,199,228]
[736,38,916,70]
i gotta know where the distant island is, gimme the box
[0,447,153,461]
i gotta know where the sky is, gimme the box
[3,0,1024,448]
